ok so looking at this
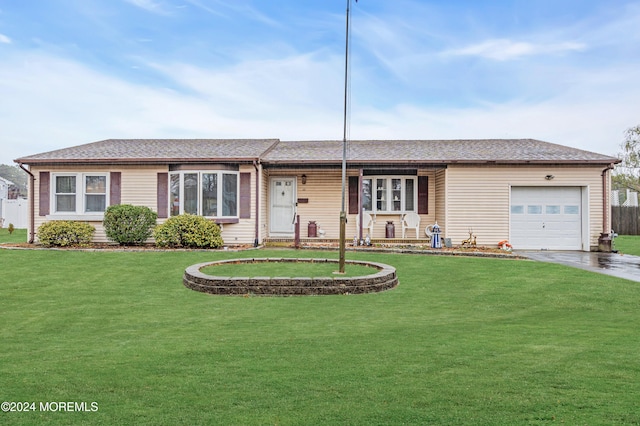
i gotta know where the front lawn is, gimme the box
[0,227,26,244]
[1,248,639,424]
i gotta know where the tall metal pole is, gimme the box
[339,0,351,273]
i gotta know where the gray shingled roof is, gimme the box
[265,139,619,164]
[15,139,280,164]
[15,138,618,165]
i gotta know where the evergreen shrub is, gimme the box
[153,214,224,249]
[103,204,157,245]
[37,221,95,247]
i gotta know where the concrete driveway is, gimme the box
[517,251,640,282]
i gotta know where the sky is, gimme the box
[1,0,639,166]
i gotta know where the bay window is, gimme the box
[169,171,239,218]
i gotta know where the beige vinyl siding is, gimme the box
[30,164,262,245]
[120,165,166,209]
[31,165,166,243]
[444,165,605,249]
[266,169,343,238]
[220,164,259,245]
[266,168,437,240]
[435,168,447,233]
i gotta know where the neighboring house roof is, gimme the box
[14,139,280,164]
[265,139,619,165]
[15,138,619,166]
[0,176,15,186]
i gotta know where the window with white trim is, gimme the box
[362,176,416,213]
[169,171,239,218]
[52,173,108,214]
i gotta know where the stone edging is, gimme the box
[183,258,398,296]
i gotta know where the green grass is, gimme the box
[1,248,639,424]
[201,260,378,278]
[613,234,640,256]
[0,227,26,244]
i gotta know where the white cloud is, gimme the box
[442,39,587,61]
[147,51,345,121]
[349,62,639,158]
[0,33,11,44]
[182,0,226,18]
[184,0,280,27]
[2,44,635,166]
[0,52,347,164]
[123,0,170,15]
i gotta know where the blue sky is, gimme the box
[1,0,638,165]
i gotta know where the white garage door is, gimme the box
[510,187,582,250]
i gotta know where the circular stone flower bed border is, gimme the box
[183,258,398,296]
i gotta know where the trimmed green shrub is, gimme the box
[103,204,158,245]
[7,223,14,234]
[153,214,224,249]
[37,220,95,247]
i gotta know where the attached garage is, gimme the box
[510,186,585,250]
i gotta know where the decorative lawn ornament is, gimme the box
[498,240,513,251]
[461,229,477,248]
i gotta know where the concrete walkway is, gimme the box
[517,250,640,282]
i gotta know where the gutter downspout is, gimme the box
[18,163,35,243]
[253,160,260,247]
[598,163,615,252]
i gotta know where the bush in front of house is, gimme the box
[103,204,158,245]
[37,220,95,247]
[153,214,224,249]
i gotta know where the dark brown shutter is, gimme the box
[239,172,251,219]
[39,172,50,216]
[348,176,359,214]
[418,176,428,214]
[110,172,121,206]
[157,173,168,218]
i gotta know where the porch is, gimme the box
[264,237,438,248]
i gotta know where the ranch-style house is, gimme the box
[15,138,619,251]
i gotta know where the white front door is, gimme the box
[270,177,296,235]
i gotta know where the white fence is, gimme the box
[1,198,28,229]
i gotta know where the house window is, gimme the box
[85,175,107,212]
[53,173,108,214]
[169,171,239,218]
[362,176,417,213]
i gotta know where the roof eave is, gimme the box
[262,159,621,166]
[14,157,261,166]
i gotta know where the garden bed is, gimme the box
[183,258,398,296]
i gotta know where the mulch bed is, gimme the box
[0,242,520,258]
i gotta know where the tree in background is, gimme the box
[613,125,640,203]
[0,164,28,198]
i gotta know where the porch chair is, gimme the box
[356,211,375,239]
[401,212,421,239]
